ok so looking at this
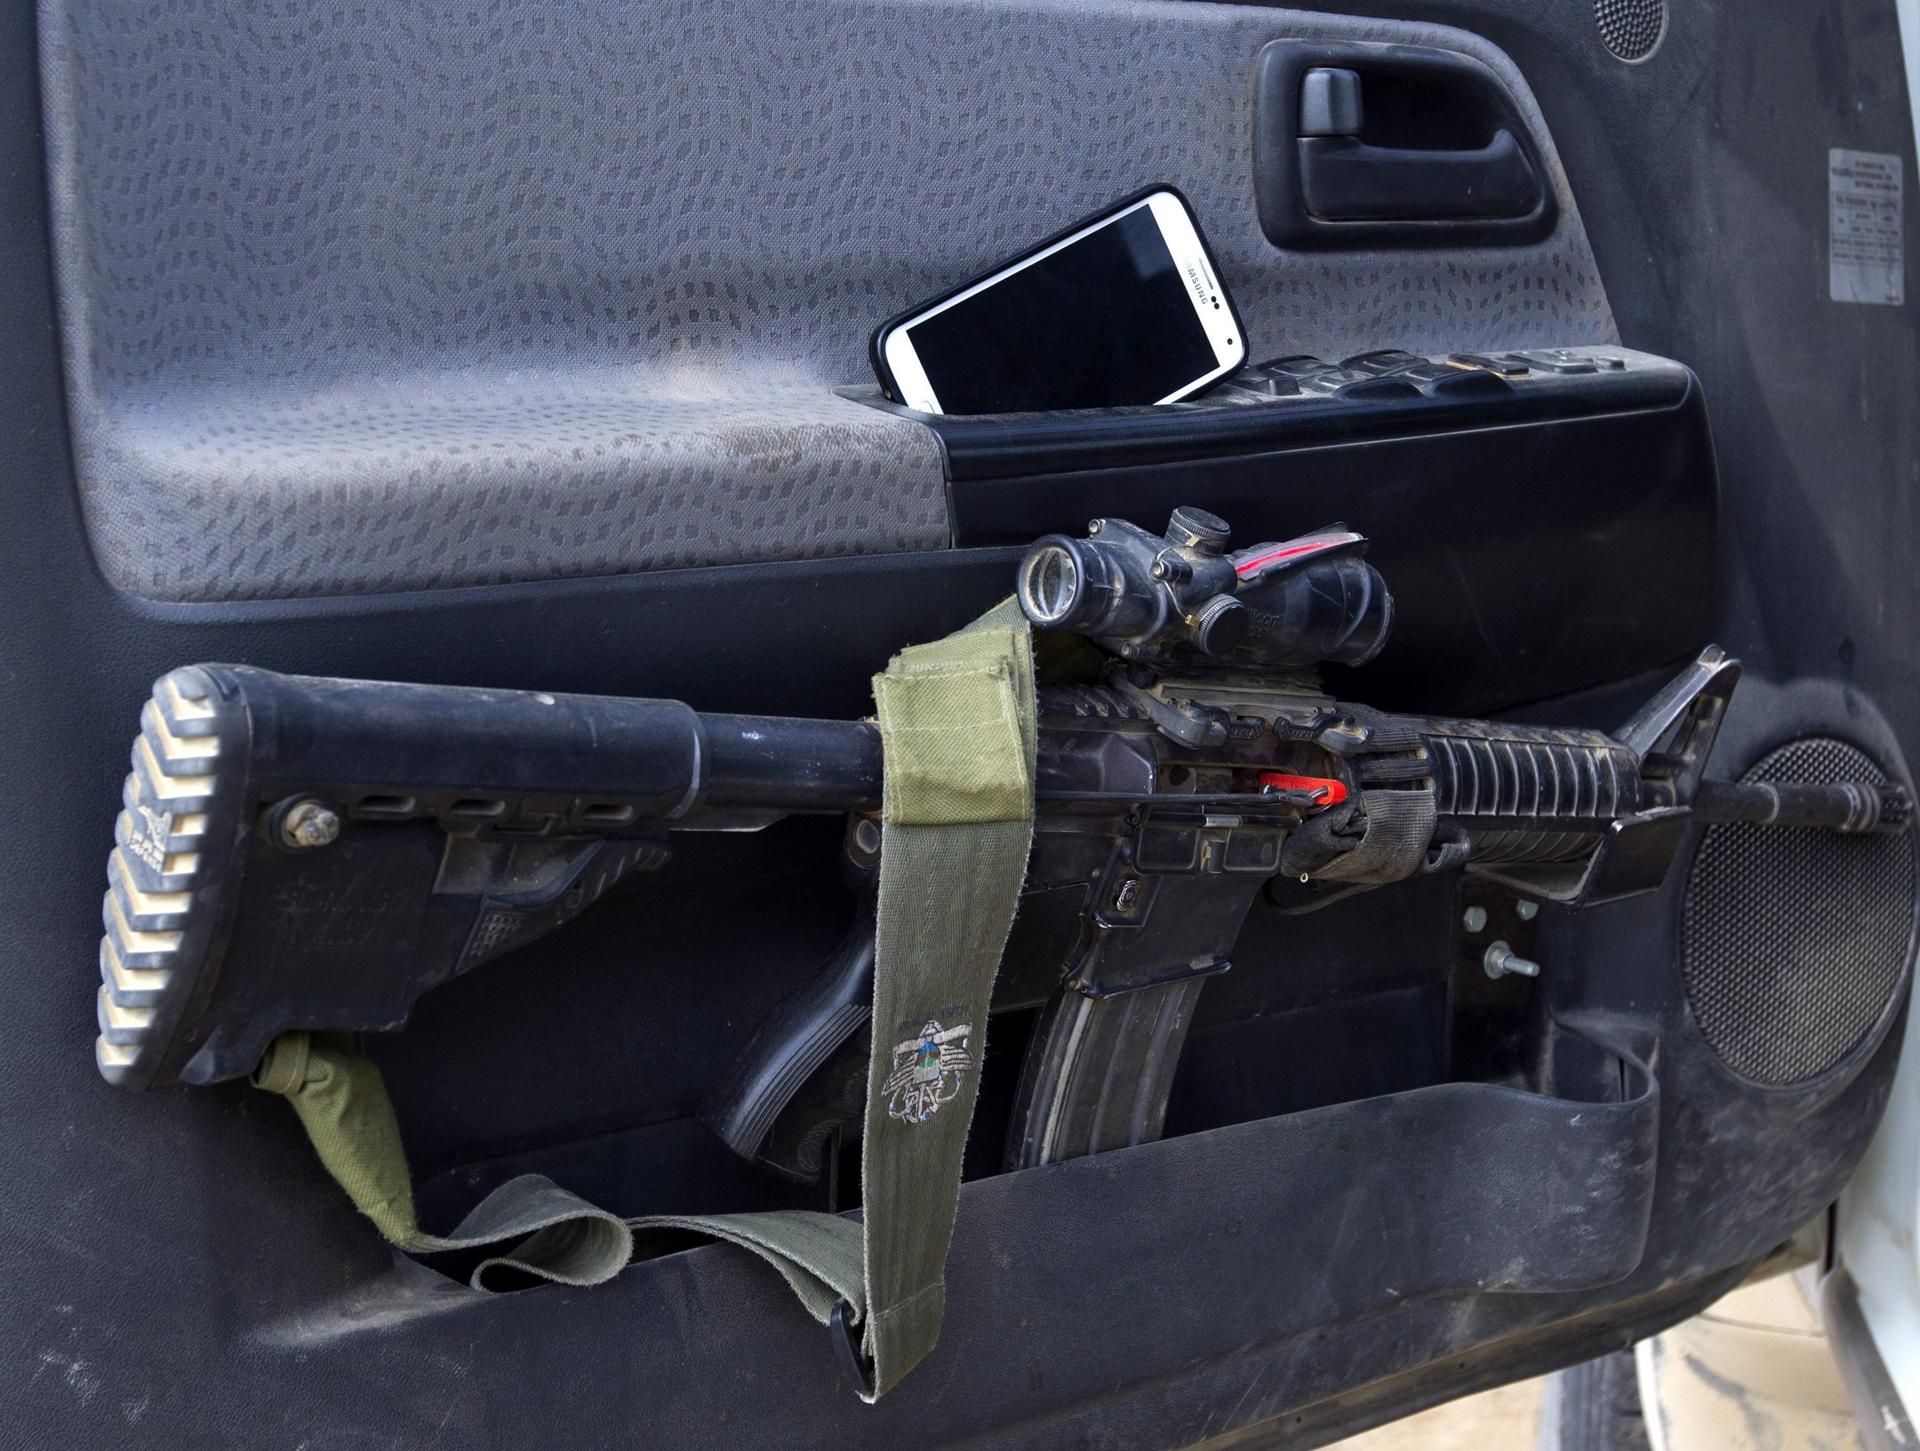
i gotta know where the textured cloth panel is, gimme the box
[80,375,949,598]
[41,0,1615,602]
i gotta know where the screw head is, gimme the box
[279,798,341,850]
[1462,905,1489,934]
[1515,899,1540,921]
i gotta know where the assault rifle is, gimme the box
[96,508,1909,1177]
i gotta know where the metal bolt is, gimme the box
[1462,905,1489,934]
[1515,899,1540,922]
[1115,877,1141,912]
[852,818,882,856]
[1483,940,1541,981]
[279,798,341,850]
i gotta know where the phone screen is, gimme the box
[900,205,1224,413]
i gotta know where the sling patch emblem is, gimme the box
[883,1020,973,1124]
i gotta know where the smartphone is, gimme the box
[870,187,1247,415]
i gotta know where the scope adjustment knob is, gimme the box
[1192,594,1249,657]
[1167,506,1231,554]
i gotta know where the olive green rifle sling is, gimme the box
[253,599,1037,1402]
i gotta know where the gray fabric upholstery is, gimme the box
[73,378,949,598]
[40,0,1615,602]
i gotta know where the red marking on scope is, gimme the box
[1233,531,1362,577]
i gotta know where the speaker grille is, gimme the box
[1682,738,1916,1085]
[1594,0,1665,62]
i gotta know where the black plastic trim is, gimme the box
[851,357,1717,716]
[848,355,1682,481]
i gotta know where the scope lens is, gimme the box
[1019,543,1081,626]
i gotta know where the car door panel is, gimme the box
[2,0,1915,1444]
[41,0,1609,602]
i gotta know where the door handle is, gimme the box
[1300,129,1542,223]
[1253,42,1558,248]
[1294,64,1543,223]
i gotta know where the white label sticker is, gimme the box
[1829,148,1905,305]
